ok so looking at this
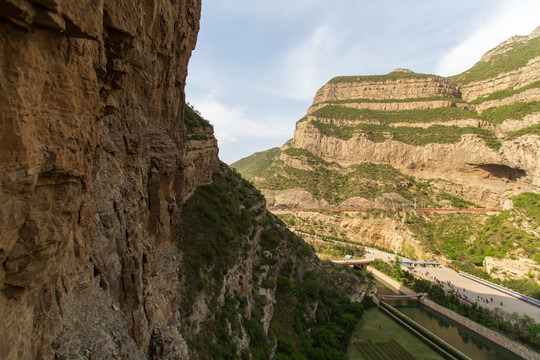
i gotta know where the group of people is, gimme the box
[418,271,505,308]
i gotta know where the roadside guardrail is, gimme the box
[459,271,540,308]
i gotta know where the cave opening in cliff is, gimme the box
[470,164,527,182]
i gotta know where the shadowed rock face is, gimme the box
[0,1,221,358]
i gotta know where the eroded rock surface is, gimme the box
[0,1,221,358]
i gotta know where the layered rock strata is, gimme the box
[0,0,218,358]
[313,75,461,103]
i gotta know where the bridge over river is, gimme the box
[377,293,427,300]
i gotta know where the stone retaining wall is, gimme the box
[421,298,540,360]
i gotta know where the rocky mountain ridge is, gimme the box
[238,26,540,209]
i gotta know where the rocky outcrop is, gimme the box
[459,26,540,101]
[484,256,540,281]
[460,56,540,102]
[0,1,221,358]
[262,189,330,209]
[313,74,461,103]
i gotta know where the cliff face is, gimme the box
[287,24,540,206]
[457,27,540,102]
[0,1,218,358]
[313,74,461,103]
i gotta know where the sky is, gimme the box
[185,0,540,164]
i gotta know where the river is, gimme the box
[372,278,524,360]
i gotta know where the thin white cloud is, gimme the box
[218,0,325,19]
[437,0,540,76]
[262,24,367,101]
[189,95,293,145]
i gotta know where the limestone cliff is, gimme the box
[0,0,218,357]
[237,27,540,209]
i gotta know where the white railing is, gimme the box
[459,271,540,308]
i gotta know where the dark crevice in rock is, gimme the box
[1,284,25,300]
[470,163,527,182]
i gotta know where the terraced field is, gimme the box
[347,308,444,360]
[354,339,416,360]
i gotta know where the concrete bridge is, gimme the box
[331,259,372,270]
[377,293,427,300]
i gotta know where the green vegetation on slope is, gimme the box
[177,166,271,358]
[403,199,540,300]
[176,164,370,358]
[481,101,540,124]
[450,36,540,84]
[315,96,465,106]
[311,105,480,123]
[283,147,336,166]
[257,156,436,206]
[231,147,282,179]
[184,102,212,129]
[405,211,538,266]
[271,266,369,360]
[507,123,540,139]
[513,192,540,227]
[254,149,475,210]
[310,121,502,150]
[328,72,439,83]
[470,80,540,104]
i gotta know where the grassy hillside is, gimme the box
[470,80,540,104]
[231,147,282,179]
[450,36,540,85]
[316,96,465,106]
[247,148,475,209]
[310,121,502,150]
[311,105,480,123]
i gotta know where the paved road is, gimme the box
[361,247,540,323]
[410,265,540,322]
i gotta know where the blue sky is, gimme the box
[185,0,540,164]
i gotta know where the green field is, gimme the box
[348,308,444,360]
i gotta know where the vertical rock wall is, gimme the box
[0,1,219,358]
